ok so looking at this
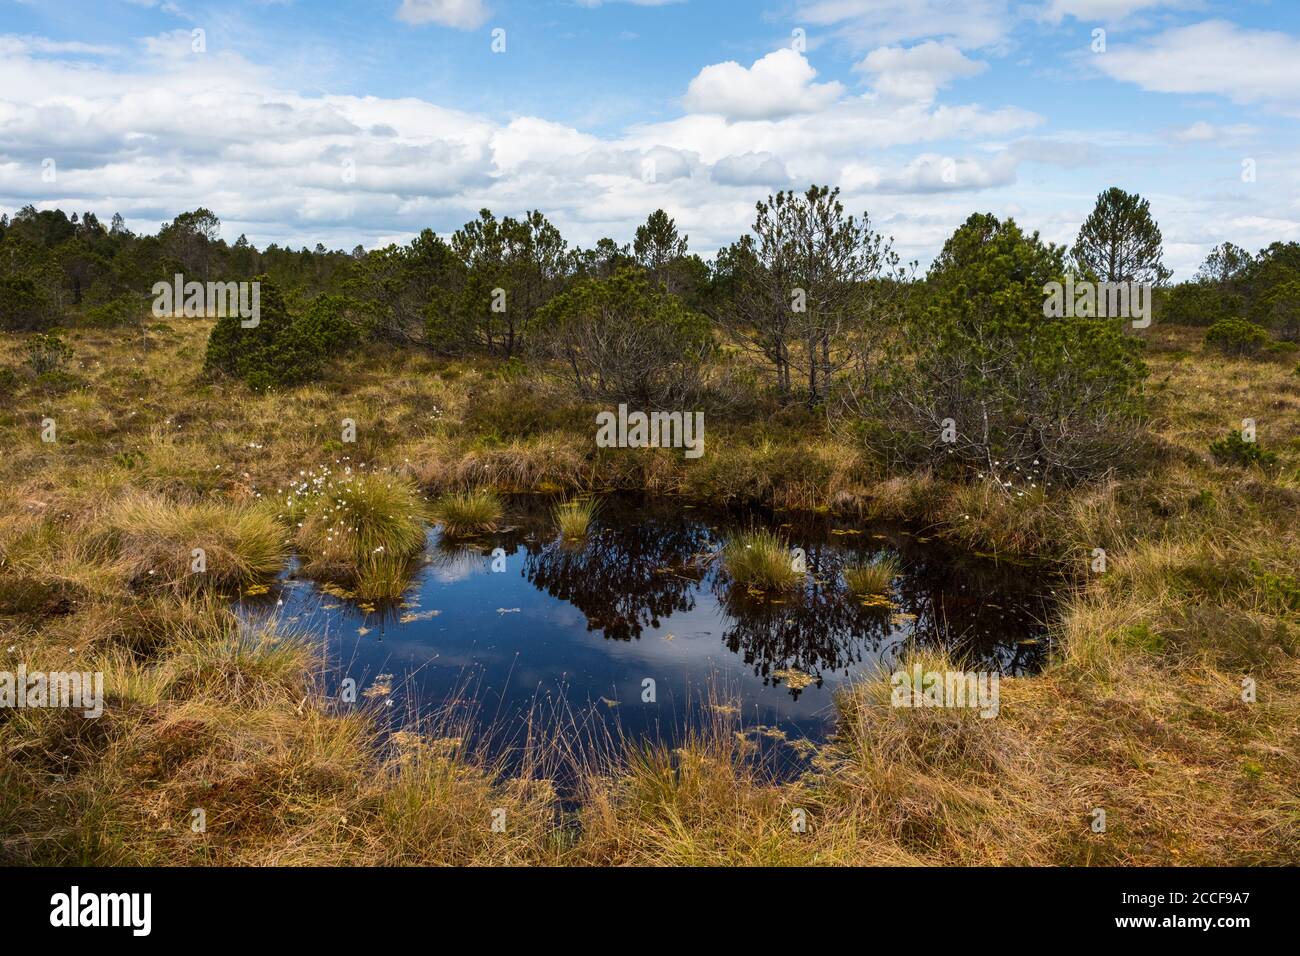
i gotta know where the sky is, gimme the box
[1,0,1299,277]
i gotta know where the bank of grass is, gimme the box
[0,320,1297,865]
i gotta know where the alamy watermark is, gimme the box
[1043,277,1151,329]
[890,665,1000,718]
[1,666,103,718]
[152,274,260,327]
[595,404,704,459]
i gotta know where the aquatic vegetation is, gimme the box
[431,488,502,536]
[720,528,802,591]
[553,497,600,541]
[844,555,900,597]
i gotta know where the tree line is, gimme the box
[4,185,1296,481]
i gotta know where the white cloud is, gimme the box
[682,49,844,121]
[395,0,490,30]
[1094,20,1300,106]
[855,41,986,101]
[796,0,1012,51]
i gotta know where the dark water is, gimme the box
[242,494,1054,755]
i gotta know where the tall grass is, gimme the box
[844,555,900,596]
[720,528,802,591]
[290,468,427,577]
[553,497,600,541]
[432,488,502,536]
[105,494,287,592]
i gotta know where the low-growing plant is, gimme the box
[432,489,502,537]
[553,497,600,541]
[1204,318,1270,357]
[106,495,287,592]
[290,468,428,576]
[1208,430,1278,469]
[844,555,900,596]
[720,528,801,591]
[25,331,73,376]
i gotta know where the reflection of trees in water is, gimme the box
[459,495,1049,684]
[884,546,1049,675]
[522,510,714,640]
[714,554,894,698]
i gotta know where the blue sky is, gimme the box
[2,0,1299,275]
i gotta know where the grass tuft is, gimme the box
[432,489,502,537]
[720,528,801,591]
[553,497,600,541]
[844,555,900,596]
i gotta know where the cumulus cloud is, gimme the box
[395,0,490,30]
[710,152,791,187]
[855,41,987,100]
[682,49,844,121]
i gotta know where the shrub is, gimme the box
[1208,430,1277,469]
[1257,278,1300,342]
[532,268,714,406]
[873,214,1147,480]
[0,275,53,331]
[25,331,73,376]
[204,280,362,390]
[1204,318,1270,357]
[720,528,801,592]
[1160,281,1238,327]
[431,489,502,537]
[83,295,144,328]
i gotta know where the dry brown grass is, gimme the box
[0,321,1296,866]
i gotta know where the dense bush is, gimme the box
[204,279,361,390]
[1204,318,1270,357]
[0,275,54,331]
[871,213,1147,480]
[83,294,143,328]
[1160,281,1237,327]
[533,268,714,406]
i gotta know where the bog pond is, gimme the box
[241,494,1056,756]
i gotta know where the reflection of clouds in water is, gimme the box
[245,494,1053,756]
[423,544,488,584]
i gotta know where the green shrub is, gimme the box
[875,214,1147,479]
[532,268,714,406]
[83,294,143,328]
[1204,318,1270,357]
[204,280,362,390]
[25,331,73,375]
[1209,430,1277,468]
[0,275,53,331]
[1160,281,1238,327]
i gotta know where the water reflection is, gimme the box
[249,494,1053,747]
